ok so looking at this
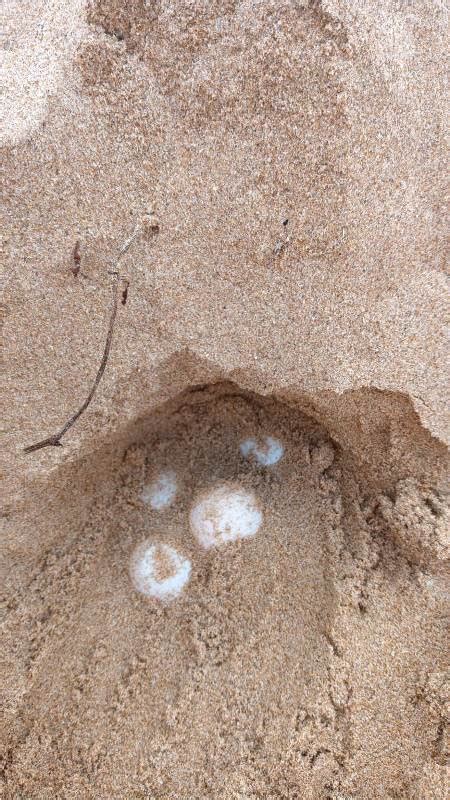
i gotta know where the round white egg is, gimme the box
[189,484,263,549]
[141,470,177,511]
[130,542,191,601]
[240,436,284,466]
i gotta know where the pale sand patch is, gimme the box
[0,0,86,145]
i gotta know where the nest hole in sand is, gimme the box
[4,381,448,798]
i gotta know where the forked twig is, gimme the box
[24,227,140,454]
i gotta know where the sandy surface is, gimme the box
[1,1,449,798]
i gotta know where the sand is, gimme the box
[1,2,449,798]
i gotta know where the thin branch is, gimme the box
[71,240,81,276]
[24,226,140,454]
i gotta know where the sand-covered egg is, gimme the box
[141,470,177,510]
[130,542,191,601]
[240,436,284,466]
[189,483,263,549]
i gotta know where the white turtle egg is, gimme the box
[130,542,191,601]
[141,470,177,511]
[240,436,284,466]
[190,484,263,549]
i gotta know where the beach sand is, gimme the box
[1,2,448,797]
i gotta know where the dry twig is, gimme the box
[24,226,140,454]
[71,240,81,276]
